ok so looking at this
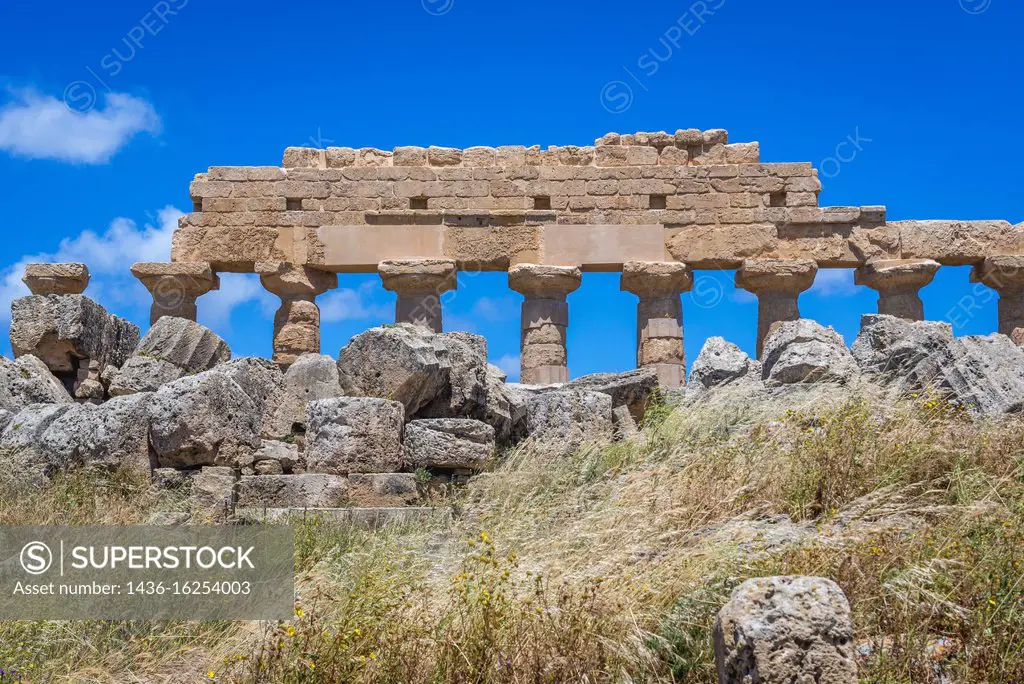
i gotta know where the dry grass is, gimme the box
[1,384,1022,682]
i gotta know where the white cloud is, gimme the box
[493,353,521,382]
[319,282,391,323]
[810,269,858,297]
[472,295,517,321]
[0,89,160,164]
[0,205,181,325]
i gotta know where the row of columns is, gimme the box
[119,256,1024,384]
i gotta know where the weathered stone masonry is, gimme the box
[135,129,1023,385]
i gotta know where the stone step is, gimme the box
[235,506,450,528]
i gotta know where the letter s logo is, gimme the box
[20,541,53,575]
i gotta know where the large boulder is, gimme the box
[418,331,488,419]
[713,576,857,684]
[207,357,298,439]
[305,397,405,475]
[0,404,77,485]
[147,371,261,468]
[236,474,348,508]
[761,319,858,386]
[852,315,1024,416]
[565,367,659,421]
[522,389,614,457]
[38,393,152,475]
[283,353,343,404]
[688,337,762,391]
[337,324,450,415]
[0,354,74,412]
[9,294,139,379]
[109,317,230,396]
[852,314,954,380]
[404,418,495,470]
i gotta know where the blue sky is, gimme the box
[1,0,1021,380]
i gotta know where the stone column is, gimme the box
[23,263,90,295]
[131,262,220,324]
[855,259,939,320]
[736,259,818,358]
[972,256,1024,345]
[258,262,338,367]
[508,264,582,385]
[620,261,693,388]
[378,259,457,333]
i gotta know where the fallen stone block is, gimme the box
[762,319,858,386]
[522,389,613,457]
[39,393,152,476]
[253,439,301,474]
[236,474,348,508]
[190,466,238,518]
[0,354,74,412]
[207,357,299,440]
[305,397,405,474]
[10,295,139,384]
[689,336,763,391]
[853,314,1024,416]
[148,371,261,468]
[404,418,495,470]
[713,576,857,684]
[337,324,450,415]
[109,317,230,396]
[565,367,658,422]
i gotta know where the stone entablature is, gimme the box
[176,130,1022,274]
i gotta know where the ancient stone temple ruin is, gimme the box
[30,130,1024,385]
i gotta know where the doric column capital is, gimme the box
[735,259,818,296]
[620,261,693,298]
[257,262,337,299]
[508,264,582,299]
[132,262,220,297]
[132,262,220,324]
[971,256,1024,294]
[23,263,90,295]
[855,259,939,293]
[378,259,457,295]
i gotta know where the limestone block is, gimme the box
[110,317,231,396]
[305,397,405,475]
[713,576,856,684]
[337,324,450,415]
[404,418,496,470]
[897,220,1024,265]
[665,224,778,268]
[688,337,763,391]
[0,404,78,486]
[348,473,421,507]
[10,294,140,375]
[253,439,301,474]
[23,263,90,295]
[237,474,348,508]
[207,357,297,440]
[0,354,74,412]
[522,389,613,457]
[39,393,152,476]
[148,371,262,468]
[283,353,343,407]
[565,368,659,422]
[761,319,858,386]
